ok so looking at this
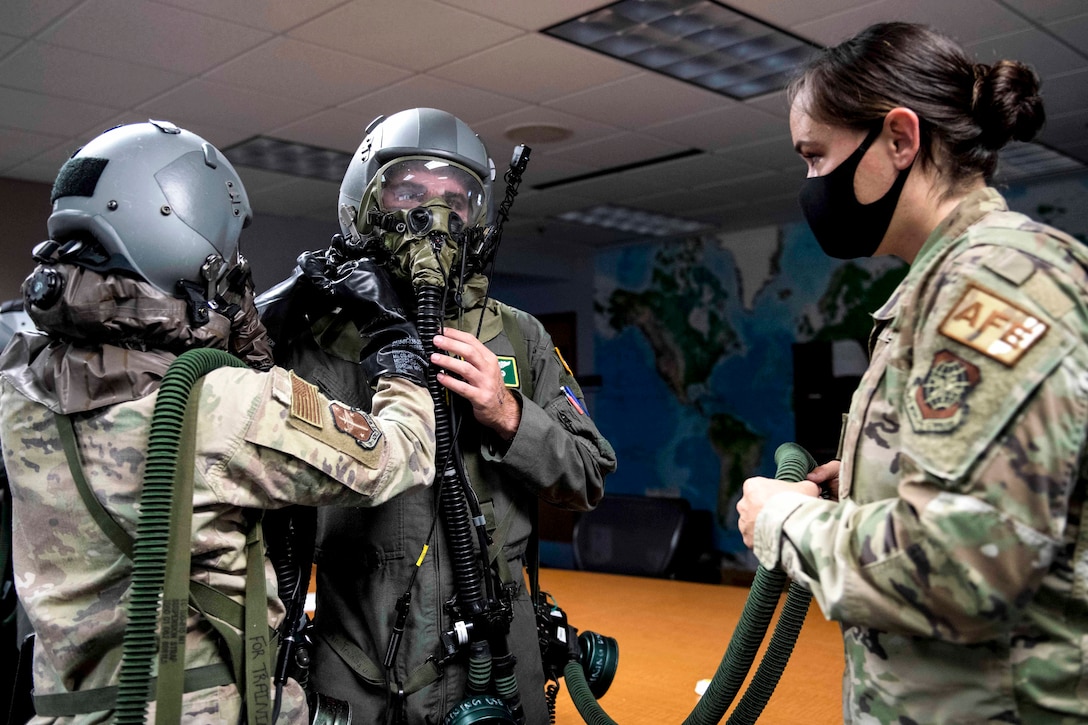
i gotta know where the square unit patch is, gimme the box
[938,284,1047,367]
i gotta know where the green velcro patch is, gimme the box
[496,355,519,388]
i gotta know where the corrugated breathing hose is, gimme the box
[563,442,817,725]
[113,348,246,724]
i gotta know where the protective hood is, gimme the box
[3,262,272,413]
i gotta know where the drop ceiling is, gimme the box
[1,0,1085,250]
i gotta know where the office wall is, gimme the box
[592,170,1088,557]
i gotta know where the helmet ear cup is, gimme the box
[24,267,65,310]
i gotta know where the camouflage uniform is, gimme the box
[753,188,1088,724]
[277,294,617,725]
[1,334,435,725]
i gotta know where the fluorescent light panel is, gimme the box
[994,141,1085,182]
[223,136,352,183]
[546,0,820,100]
[558,204,711,237]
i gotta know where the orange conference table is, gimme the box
[306,567,845,724]
[538,568,844,725]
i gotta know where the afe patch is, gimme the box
[939,284,1047,366]
[496,355,520,388]
[289,372,323,428]
[330,402,381,449]
[905,350,981,433]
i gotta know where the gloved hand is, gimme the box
[299,247,427,388]
[220,261,275,371]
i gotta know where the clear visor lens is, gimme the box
[377,157,486,224]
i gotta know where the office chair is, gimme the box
[572,494,691,578]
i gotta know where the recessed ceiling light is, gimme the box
[546,0,821,100]
[503,124,574,143]
[222,136,351,183]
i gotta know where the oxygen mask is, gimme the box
[365,157,487,289]
[378,201,466,289]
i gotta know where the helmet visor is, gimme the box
[377,157,486,225]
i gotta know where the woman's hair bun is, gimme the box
[971,60,1046,148]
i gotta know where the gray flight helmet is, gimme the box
[47,120,252,297]
[338,108,495,239]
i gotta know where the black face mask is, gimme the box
[798,122,914,260]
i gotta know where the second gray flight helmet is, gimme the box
[337,108,495,240]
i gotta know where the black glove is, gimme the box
[299,249,427,388]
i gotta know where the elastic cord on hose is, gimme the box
[113,348,246,725]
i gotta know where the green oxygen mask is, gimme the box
[379,200,469,289]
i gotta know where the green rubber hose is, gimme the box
[722,445,818,725]
[113,348,246,724]
[563,442,817,725]
[684,442,817,725]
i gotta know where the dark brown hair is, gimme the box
[789,22,1046,189]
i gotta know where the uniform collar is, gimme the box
[872,187,1007,324]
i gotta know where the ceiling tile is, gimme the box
[1002,0,1088,23]
[289,0,522,73]
[338,75,526,129]
[966,29,1086,77]
[545,72,727,129]
[1039,68,1088,116]
[246,176,340,219]
[543,131,687,169]
[470,105,620,166]
[727,0,876,28]
[270,108,376,154]
[1046,12,1088,48]
[206,37,411,107]
[553,151,763,202]
[0,127,68,176]
[644,103,790,150]
[0,34,22,57]
[430,34,639,104]
[714,135,803,174]
[436,0,606,31]
[0,0,82,38]
[795,0,1030,47]
[0,87,117,136]
[136,79,321,135]
[627,183,757,215]
[38,0,271,74]
[505,153,594,187]
[0,41,188,107]
[746,90,791,119]
[1037,110,1088,148]
[150,0,351,32]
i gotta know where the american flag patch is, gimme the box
[289,372,323,428]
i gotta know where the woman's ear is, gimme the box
[884,107,921,170]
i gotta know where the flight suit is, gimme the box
[277,292,617,725]
[753,188,1088,723]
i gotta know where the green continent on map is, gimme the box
[605,239,739,405]
[806,261,907,341]
[708,413,764,526]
